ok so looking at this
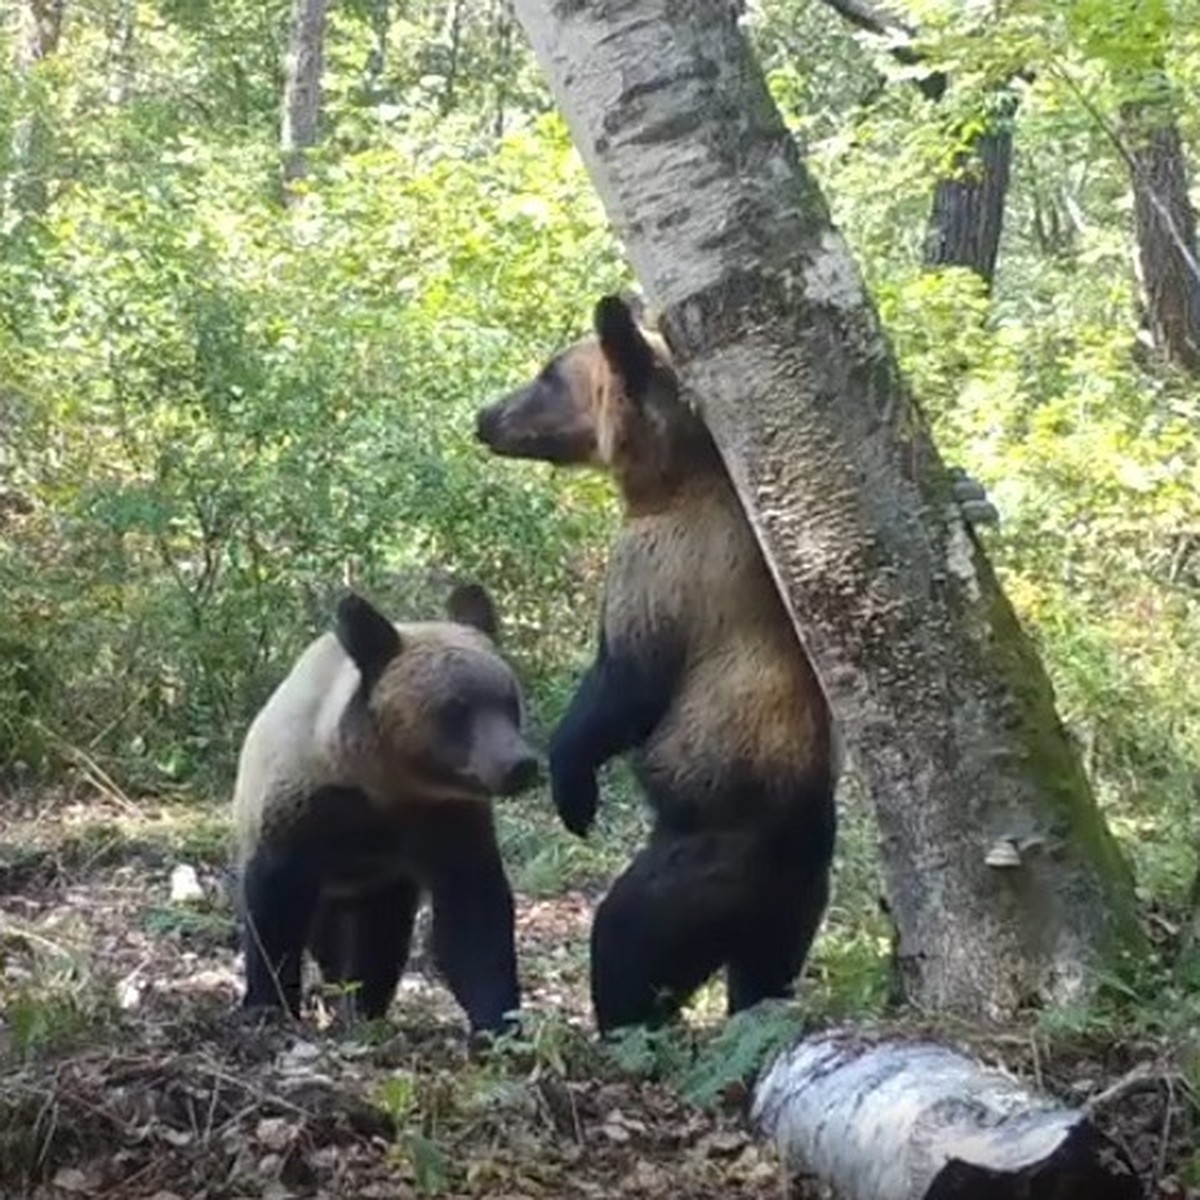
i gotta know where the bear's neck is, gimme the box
[616,433,727,516]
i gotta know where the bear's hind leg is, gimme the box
[724,865,830,1015]
[590,830,749,1035]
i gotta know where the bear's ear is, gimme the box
[335,592,403,693]
[446,582,500,641]
[595,294,656,398]
[616,288,649,324]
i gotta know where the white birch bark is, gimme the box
[750,1031,1142,1199]
[280,0,330,189]
[508,0,1142,1016]
[105,0,137,107]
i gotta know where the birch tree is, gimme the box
[508,0,1143,1017]
[280,0,330,192]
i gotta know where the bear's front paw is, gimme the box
[551,768,598,838]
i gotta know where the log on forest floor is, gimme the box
[750,1030,1143,1200]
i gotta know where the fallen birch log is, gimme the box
[750,1030,1142,1199]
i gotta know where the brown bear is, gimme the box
[231,584,538,1034]
[475,295,837,1033]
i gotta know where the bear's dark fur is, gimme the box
[232,585,537,1034]
[476,296,836,1033]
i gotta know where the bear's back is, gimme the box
[232,632,358,855]
[232,619,497,855]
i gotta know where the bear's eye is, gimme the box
[437,698,472,743]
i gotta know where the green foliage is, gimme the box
[3,985,97,1060]
[604,1022,700,1082]
[673,1003,807,1108]
[1035,941,1200,1045]
[482,1008,600,1081]
[0,917,116,1061]
[601,1002,806,1109]
[141,904,232,941]
[375,1070,453,1195]
[1,83,624,789]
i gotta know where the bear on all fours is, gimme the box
[475,294,838,1035]
[231,583,538,1036]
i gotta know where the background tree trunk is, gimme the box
[510,0,1143,1018]
[1120,98,1200,373]
[363,0,390,102]
[8,0,67,216]
[16,0,65,70]
[441,0,464,116]
[493,0,514,140]
[814,0,1014,289]
[105,0,137,107]
[923,118,1013,287]
[280,0,329,193]
[1182,816,1200,972]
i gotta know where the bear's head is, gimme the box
[334,585,539,803]
[475,295,712,496]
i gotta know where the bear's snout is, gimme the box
[498,754,539,797]
[475,404,500,446]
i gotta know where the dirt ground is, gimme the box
[1,794,1196,1200]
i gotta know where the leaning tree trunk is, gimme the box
[280,0,329,193]
[1120,97,1200,373]
[510,0,1143,1017]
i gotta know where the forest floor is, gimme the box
[1,790,1197,1200]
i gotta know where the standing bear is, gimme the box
[475,295,837,1034]
[232,583,537,1035]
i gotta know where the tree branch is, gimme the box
[813,0,946,100]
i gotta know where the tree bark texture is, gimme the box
[280,0,329,190]
[441,0,464,115]
[8,0,67,216]
[751,1031,1142,1200]
[493,0,515,140]
[364,0,391,101]
[510,0,1142,1018]
[923,122,1013,288]
[16,0,65,69]
[1120,103,1200,373]
[1182,850,1200,970]
[105,0,137,107]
